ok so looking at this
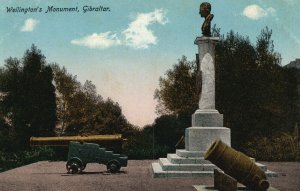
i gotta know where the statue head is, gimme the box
[199,2,211,18]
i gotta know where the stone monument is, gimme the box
[186,2,231,152]
[151,2,272,178]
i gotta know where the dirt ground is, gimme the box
[0,160,299,191]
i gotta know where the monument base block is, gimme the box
[192,109,223,127]
[185,127,231,151]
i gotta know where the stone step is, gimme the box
[151,162,214,178]
[159,158,269,173]
[151,161,277,178]
[256,162,267,172]
[167,154,212,164]
[265,170,278,177]
[159,158,216,171]
[176,149,205,158]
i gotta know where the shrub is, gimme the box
[124,145,169,160]
[244,131,299,161]
[0,147,55,172]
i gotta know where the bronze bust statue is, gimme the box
[199,2,214,37]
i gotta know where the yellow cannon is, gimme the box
[30,134,126,147]
[205,139,270,191]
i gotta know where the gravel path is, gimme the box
[0,160,299,191]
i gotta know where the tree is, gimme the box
[216,28,297,148]
[215,31,260,147]
[51,64,81,134]
[0,45,57,148]
[89,99,128,134]
[21,45,57,138]
[154,56,198,117]
[52,64,134,137]
[0,114,12,151]
[152,115,184,150]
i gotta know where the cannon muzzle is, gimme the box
[205,139,270,191]
[30,134,125,147]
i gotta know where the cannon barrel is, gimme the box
[30,134,125,147]
[204,139,270,191]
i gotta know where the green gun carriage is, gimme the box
[30,134,128,174]
[66,141,128,174]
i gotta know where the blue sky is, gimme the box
[0,0,299,127]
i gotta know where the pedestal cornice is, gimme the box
[194,36,220,45]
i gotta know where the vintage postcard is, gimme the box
[0,0,299,190]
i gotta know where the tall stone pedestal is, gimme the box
[151,37,276,178]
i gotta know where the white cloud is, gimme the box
[71,32,121,49]
[282,0,297,5]
[242,4,275,20]
[21,18,39,32]
[71,9,168,49]
[266,7,276,15]
[122,8,168,49]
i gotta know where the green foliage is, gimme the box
[52,64,135,137]
[125,146,169,160]
[0,118,15,151]
[0,45,57,149]
[216,28,297,148]
[154,56,198,116]
[244,131,299,161]
[152,115,189,150]
[124,114,191,159]
[123,126,169,159]
[0,147,55,172]
[51,64,81,135]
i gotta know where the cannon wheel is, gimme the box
[66,158,83,174]
[106,160,120,173]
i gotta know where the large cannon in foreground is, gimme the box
[30,134,125,146]
[204,139,270,191]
